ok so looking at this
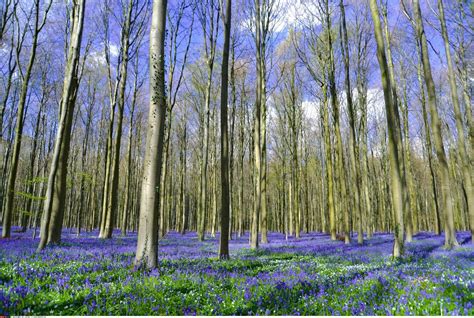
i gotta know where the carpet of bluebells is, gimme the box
[0,226,473,316]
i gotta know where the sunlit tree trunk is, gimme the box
[369,0,404,257]
[323,0,349,244]
[381,3,410,243]
[339,0,362,244]
[412,0,458,249]
[134,0,168,269]
[121,54,140,236]
[437,0,473,243]
[38,0,86,250]
[2,0,51,238]
[197,0,219,241]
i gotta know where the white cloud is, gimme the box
[411,135,425,158]
[87,43,120,67]
[275,0,321,32]
[109,44,119,58]
[239,0,321,34]
[366,88,385,123]
[302,99,319,122]
[89,50,106,66]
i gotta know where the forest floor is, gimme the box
[0,227,473,315]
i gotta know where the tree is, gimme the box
[409,0,458,249]
[197,0,219,241]
[134,0,168,270]
[159,0,194,238]
[339,0,363,244]
[99,0,146,239]
[369,0,404,257]
[437,0,473,243]
[2,0,51,238]
[322,0,350,244]
[38,0,86,250]
[294,2,336,241]
[218,0,232,259]
[249,0,276,247]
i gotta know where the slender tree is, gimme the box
[197,0,219,241]
[410,0,458,248]
[218,0,232,259]
[134,0,168,270]
[38,0,86,250]
[2,0,51,238]
[437,0,473,243]
[369,0,404,257]
[339,0,363,244]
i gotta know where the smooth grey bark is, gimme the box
[134,0,168,270]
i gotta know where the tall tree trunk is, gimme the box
[412,0,458,248]
[134,0,168,270]
[339,0,363,244]
[415,48,441,235]
[401,75,417,240]
[321,72,336,241]
[38,0,86,250]
[260,59,268,244]
[219,0,231,259]
[369,0,404,257]
[251,0,262,249]
[438,0,473,243]
[100,0,133,239]
[2,0,46,238]
[179,113,187,234]
[381,4,410,244]
[324,0,349,244]
[121,62,139,236]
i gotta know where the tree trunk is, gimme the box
[219,0,231,259]
[369,0,404,257]
[134,0,168,270]
[438,0,473,243]
[413,0,458,249]
[339,0,362,244]
[2,0,44,238]
[38,0,86,250]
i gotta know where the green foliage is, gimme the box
[24,177,47,185]
[78,172,94,184]
[15,191,46,201]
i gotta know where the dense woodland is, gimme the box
[0,0,472,268]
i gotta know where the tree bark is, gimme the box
[438,0,473,243]
[412,0,458,249]
[369,0,404,257]
[134,0,168,269]
[219,0,231,259]
[38,0,86,250]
